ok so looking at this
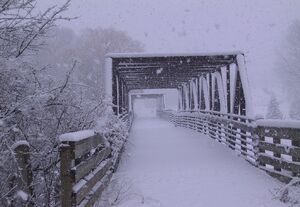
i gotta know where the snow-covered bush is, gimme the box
[0,1,73,205]
[276,178,300,207]
[0,3,142,206]
[0,58,108,205]
[0,0,71,59]
[95,114,130,167]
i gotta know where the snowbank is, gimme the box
[276,178,300,206]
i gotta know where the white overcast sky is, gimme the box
[41,0,300,115]
[57,0,300,51]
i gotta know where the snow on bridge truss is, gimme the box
[105,52,252,117]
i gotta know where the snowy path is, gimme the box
[106,118,286,207]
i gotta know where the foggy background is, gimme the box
[40,0,300,116]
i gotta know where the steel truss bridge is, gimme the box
[105,51,300,181]
[57,52,300,207]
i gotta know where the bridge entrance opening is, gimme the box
[132,97,158,118]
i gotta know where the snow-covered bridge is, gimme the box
[58,52,300,207]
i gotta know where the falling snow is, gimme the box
[156,68,163,75]
[1,1,300,206]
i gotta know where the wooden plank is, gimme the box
[74,159,113,205]
[78,171,114,207]
[207,115,253,132]
[259,154,300,174]
[258,127,300,143]
[259,154,281,169]
[73,134,106,159]
[259,141,300,160]
[73,147,111,182]
[208,122,256,145]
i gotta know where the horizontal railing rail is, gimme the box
[159,110,300,182]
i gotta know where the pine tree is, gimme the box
[266,96,283,119]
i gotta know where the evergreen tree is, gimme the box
[266,96,283,119]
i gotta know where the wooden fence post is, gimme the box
[60,143,74,207]
[13,141,33,207]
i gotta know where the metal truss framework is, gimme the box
[105,52,252,117]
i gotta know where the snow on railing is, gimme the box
[159,110,300,182]
[256,119,300,129]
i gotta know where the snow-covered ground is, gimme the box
[102,118,287,207]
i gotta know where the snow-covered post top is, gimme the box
[12,141,33,206]
[59,130,110,160]
[59,130,99,143]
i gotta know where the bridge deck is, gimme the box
[104,118,286,207]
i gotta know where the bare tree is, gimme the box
[0,1,75,206]
[0,0,72,58]
[35,27,144,91]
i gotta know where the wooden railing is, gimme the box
[119,111,134,129]
[59,131,113,207]
[59,112,133,207]
[159,110,300,182]
[256,120,300,182]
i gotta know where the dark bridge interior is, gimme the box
[106,52,247,116]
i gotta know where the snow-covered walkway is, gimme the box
[105,118,286,207]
